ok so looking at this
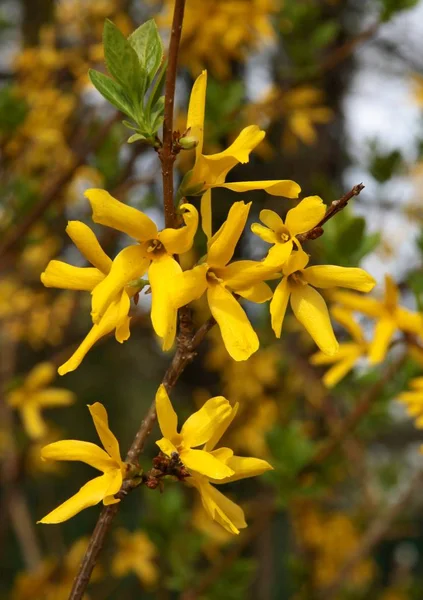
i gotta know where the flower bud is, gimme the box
[179,135,198,150]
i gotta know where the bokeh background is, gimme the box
[2,0,423,598]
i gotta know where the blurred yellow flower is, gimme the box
[398,377,423,428]
[112,529,158,587]
[7,362,75,440]
[39,403,126,523]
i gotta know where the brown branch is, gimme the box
[297,183,365,243]
[159,0,186,228]
[321,467,423,600]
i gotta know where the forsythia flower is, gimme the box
[155,385,273,534]
[85,189,198,350]
[41,220,131,375]
[112,529,158,587]
[180,71,301,237]
[310,307,368,387]
[38,403,125,523]
[172,201,276,361]
[251,195,326,266]
[332,275,423,364]
[397,377,423,428]
[7,362,75,439]
[269,249,376,355]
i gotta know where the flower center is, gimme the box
[146,239,165,257]
[278,226,291,244]
[206,268,224,285]
[288,270,307,286]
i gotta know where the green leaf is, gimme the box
[103,19,146,100]
[146,59,167,117]
[127,133,147,143]
[89,69,135,118]
[128,19,163,85]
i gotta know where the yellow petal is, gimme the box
[285,196,326,236]
[310,342,359,365]
[31,389,75,407]
[22,405,47,439]
[270,277,290,338]
[251,223,278,244]
[303,265,376,292]
[25,362,55,391]
[187,70,207,156]
[58,299,121,375]
[41,261,104,291]
[171,264,208,308]
[282,248,309,276]
[207,283,259,361]
[181,448,234,479]
[321,353,360,388]
[368,317,396,364]
[410,377,423,389]
[38,472,121,524]
[331,306,365,344]
[219,179,301,198]
[158,203,198,254]
[155,384,178,442]
[331,290,382,318]
[211,456,273,484]
[215,260,279,290]
[259,209,284,232]
[195,479,246,534]
[156,437,179,456]
[200,188,212,239]
[204,403,239,452]
[384,274,399,310]
[66,221,112,273]
[236,281,273,303]
[115,291,131,343]
[41,440,115,472]
[86,189,158,241]
[290,284,339,355]
[149,255,181,350]
[91,245,149,324]
[264,240,294,267]
[181,396,232,448]
[207,201,251,268]
[88,403,122,465]
[396,308,423,334]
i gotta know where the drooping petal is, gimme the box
[207,283,259,361]
[38,472,120,524]
[41,261,104,291]
[236,282,273,303]
[200,188,212,239]
[181,396,232,448]
[303,265,376,292]
[285,196,326,236]
[155,384,179,442]
[215,260,279,290]
[25,362,55,391]
[195,479,247,534]
[290,284,339,355]
[331,306,365,344]
[270,277,290,338]
[86,189,158,241]
[31,389,75,407]
[149,254,182,350]
[91,245,149,324]
[186,70,207,156]
[368,317,396,364]
[218,179,301,198]
[330,290,382,318]
[66,221,112,273]
[88,403,122,465]
[181,448,234,479]
[21,405,46,439]
[41,440,116,472]
[170,264,208,308]
[115,291,131,343]
[158,203,199,254]
[207,201,251,268]
[250,223,278,244]
[211,455,273,484]
[259,209,285,232]
[264,240,294,267]
[204,403,239,452]
[58,299,121,375]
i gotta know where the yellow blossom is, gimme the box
[310,307,368,387]
[155,385,272,534]
[172,201,276,361]
[41,220,131,375]
[7,362,75,440]
[269,249,376,355]
[38,403,126,524]
[112,529,158,587]
[251,196,326,266]
[332,275,423,364]
[85,189,199,351]
[397,377,423,428]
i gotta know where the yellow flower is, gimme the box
[112,529,158,587]
[38,403,125,524]
[155,385,273,534]
[180,71,301,237]
[251,196,326,266]
[41,220,131,375]
[270,249,376,355]
[310,307,368,387]
[397,377,423,428]
[85,189,198,351]
[172,201,276,361]
[7,362,75,439]
[332,275,423,364]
